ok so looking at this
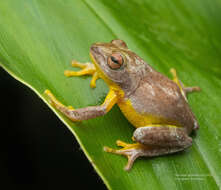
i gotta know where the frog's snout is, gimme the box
[90,44,105,65]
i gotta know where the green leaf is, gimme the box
[1,0,221,189]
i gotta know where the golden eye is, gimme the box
[107,53,124,70]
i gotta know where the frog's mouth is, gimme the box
[89,49,103,72]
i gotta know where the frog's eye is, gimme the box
[107,53,124,70]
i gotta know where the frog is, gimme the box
[44,39,200,171]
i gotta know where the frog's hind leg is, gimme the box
[104,126,192,171]
[64,61,100,88]
[170,68,200,97]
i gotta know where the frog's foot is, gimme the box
[64,61,100,88]
[170,68,200,96]
[44,89,74,111]
[104,140,146,171]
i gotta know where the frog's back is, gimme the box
[118,70,197,134]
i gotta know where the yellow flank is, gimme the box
[117,99,180,128]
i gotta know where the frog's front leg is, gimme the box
[104,126,192,171]
[170,68,200,97]
[44,88,118,121]
[64,61,100,88]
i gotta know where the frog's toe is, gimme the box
[90,82,96,88]
[64,70,75,77]
[44,89,53,104]
[44,89,61,106]
[116,140,129,147]
[184,86,201,94]
[64,69,90,77]
[67,105,74,110]
[90,72,99,88]
[71,60,88,68]
[44,89,54,103]
[170,68,177,76]
[104,145,142,171]
[64,62,96,78]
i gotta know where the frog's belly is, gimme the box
[117,99,179,128]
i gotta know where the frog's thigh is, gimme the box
[133,126,192,148]
[104,125,192,171]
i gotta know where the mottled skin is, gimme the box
[45,39,200,171]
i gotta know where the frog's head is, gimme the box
[90,39,148,94]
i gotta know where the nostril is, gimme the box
[90,45,99,54]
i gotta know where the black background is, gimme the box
[0,67,106,190]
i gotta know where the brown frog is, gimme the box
[45,39,200,171]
